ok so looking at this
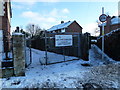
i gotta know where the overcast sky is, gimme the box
[11,0,119,35]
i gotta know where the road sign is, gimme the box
[55,35,73,47]
[99,14,107,22]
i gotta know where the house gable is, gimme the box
[67,21,82,33]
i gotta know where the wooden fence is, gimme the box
[30,32,91,61]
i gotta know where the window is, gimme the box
[61,29,65,32]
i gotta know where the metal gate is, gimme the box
[41,32,82,65]
[25,37,32,67]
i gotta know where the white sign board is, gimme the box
[55,35,73,47]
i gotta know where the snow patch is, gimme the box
[1,45,119,88]
[12,32,24,35]
[47,21,74,31]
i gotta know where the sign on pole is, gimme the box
[99,14,107,22]
[99,7,107,60]
[55,35,73,47]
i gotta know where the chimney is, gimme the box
[61,21,64,24]
[106,15,111,34]
[111,16,116,19]
[15,26,20,32]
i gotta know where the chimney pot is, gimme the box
[61,21,64,23]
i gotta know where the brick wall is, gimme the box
[100,16,120,36]
[1,2,11,52]
[110,24,120,31]
[100,24,120,36]
[67,21,82,33]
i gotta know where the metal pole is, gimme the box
[45,30,48,65]
[29,30,32,65]
[30,39,32,64]
[63,47,65,62]
[29,25,35,64]
[102,7,104,60]
[78,33,81,58]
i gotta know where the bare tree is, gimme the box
[94,20,101,36]
[26,24,42,37]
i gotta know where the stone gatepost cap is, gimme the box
[12,32,24,36]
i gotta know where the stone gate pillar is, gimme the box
[0,30,3,78]
[0,30,3,61]
[12,33,25,76]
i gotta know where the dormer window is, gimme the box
[61,29,65,32]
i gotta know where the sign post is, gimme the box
[99,7,107,60]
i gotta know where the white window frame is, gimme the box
[61,28,65,32]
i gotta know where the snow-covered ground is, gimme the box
[1,45,120,89]
[32,48,78,65]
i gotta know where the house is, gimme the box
[47,20,83,33]
[0,0,12,57]
[99,16,120,36]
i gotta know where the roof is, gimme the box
[99,16,120,27]
[47,21,74,31]
[111,17,120,25]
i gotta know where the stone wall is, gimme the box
[0,30,3,78]
[0,30,3,60]
[12,33,25,76]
